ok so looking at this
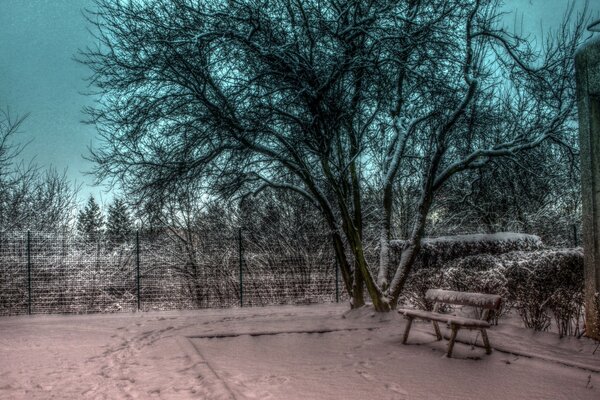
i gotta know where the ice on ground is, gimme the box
[0,304,598,399]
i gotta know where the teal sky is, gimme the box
[0,0,101,203]
[0,0,598,207]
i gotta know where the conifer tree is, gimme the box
[77,195,104,241]
[106,198,132,243]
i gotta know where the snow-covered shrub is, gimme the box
[390,232,543,268]
[391,233,543,309]
[393,235,582,335]
[502,248,583,336]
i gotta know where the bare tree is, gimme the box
[81,0,589,311]
[434,142,580,243]
[0,109,78,232]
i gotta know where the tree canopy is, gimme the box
[81,0,588,310]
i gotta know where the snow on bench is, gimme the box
[424,289,502,309]
[398,289,502,357]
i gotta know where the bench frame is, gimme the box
[398,289,502,357]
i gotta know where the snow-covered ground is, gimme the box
[0,304,599,399]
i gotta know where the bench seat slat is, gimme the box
[398,308,490,328]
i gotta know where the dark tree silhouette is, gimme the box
[77,196,104,241]
[106,198,133,243]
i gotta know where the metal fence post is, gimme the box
[27,231,32,315]
[335,257,339,303]
[238,228,243,307]
[136,230,140,311]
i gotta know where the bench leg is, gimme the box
[480,328,492,354]
[432,321,442,340]
[402,316,414,344]
[446,325,459,358]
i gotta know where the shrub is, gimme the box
[396,243,584,336]
[390,232,544,268]
[391,233,543,310]
[502,248,583,336]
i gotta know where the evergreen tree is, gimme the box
[106,198,132,243]
[77,195,104,241]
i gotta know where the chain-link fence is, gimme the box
[0,229,342,316]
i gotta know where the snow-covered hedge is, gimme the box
[392,233,544,311]
[390,232,543,267]
[502,248,583,336]
[443,248,584,336]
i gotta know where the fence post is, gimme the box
[335,257,339,303]
[27,231,31,315]
[136,230,140,311]
[238,228,243,307]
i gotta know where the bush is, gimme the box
[391,233,543,310]
[390,232,544,268]
[395,239,583,336]
[502,248,583,336]
[444,248,583,336]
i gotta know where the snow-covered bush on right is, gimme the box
[390,233,543,310]
[411,244,584,336]
[501,249,583,337]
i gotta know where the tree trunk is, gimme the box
[377,184,393,290]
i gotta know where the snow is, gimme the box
[418,232,541,245]
[426,289,502,309]
[388,232,543,263]
[0,304,599,399]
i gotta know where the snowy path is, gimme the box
[0,304,599,399]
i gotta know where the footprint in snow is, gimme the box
[356,370,374,381]
[385,382,409,398]
[356,360,373,369]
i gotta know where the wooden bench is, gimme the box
[398,289,502,357]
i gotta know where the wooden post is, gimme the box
[431,302,442,340]
[432,321,442,341]
[27,231,31,315]
[335,257,339,303]
[575,30,600,340]
[480,329,492,355]
[238,228,243,307]
[136,230,140,311]
[446,325,459,358]
[402,316,413,344]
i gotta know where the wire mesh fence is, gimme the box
[0,229,341,316]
